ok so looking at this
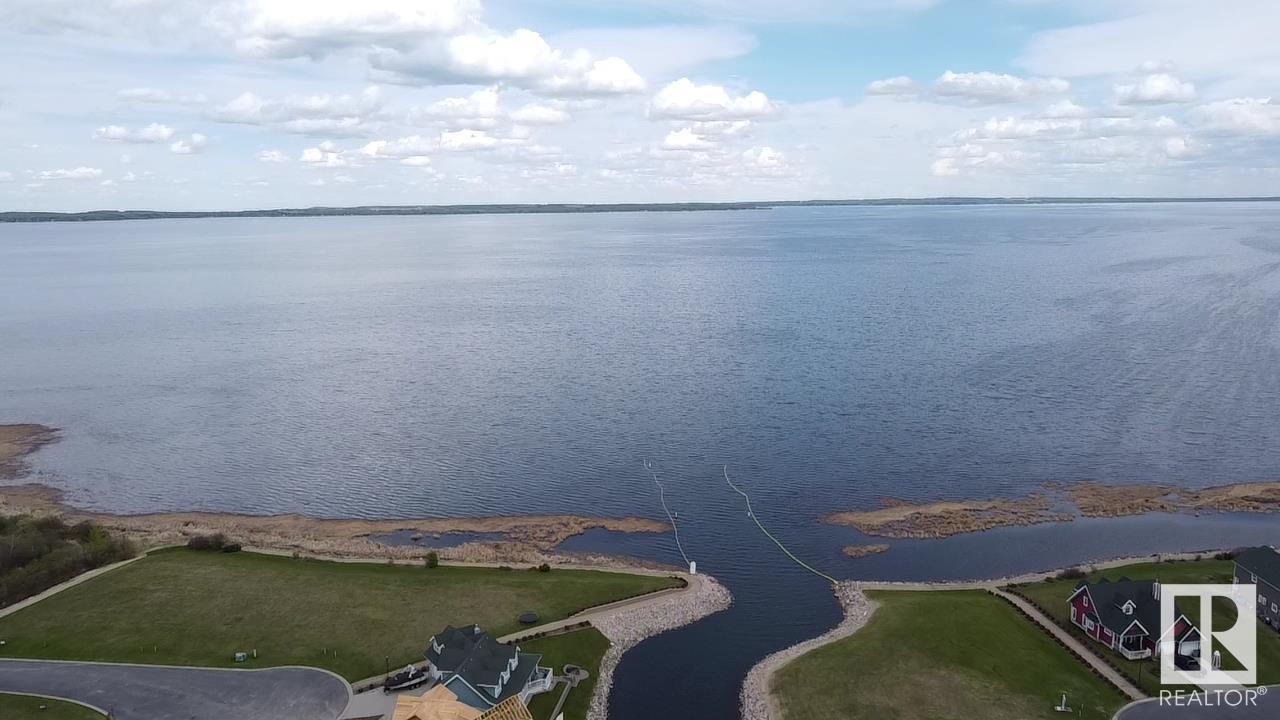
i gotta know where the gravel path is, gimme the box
[739,583,876,720]
[586,573,733,720]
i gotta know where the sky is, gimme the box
[2,0,1280,211]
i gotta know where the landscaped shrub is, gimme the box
[0,514,135,607]
[186,533,232,551]
[537,563,551,573]
[1054,567,1086,581]
[426,551,439,569]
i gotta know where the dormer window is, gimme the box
[1122,600,1135,616]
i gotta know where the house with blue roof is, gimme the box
[424,625,554,711]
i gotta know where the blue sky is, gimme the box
[2,0,1279,211]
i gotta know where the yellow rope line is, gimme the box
[723,465,838,585]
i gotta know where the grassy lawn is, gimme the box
[0,549,679,681]
[0,694,104,720]
[1012,559,1280,694]
[772,590,1125,720]
[522,628,611,720]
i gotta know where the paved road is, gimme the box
[990,588,1146,701]
[0,659,351,720]
[1116,687,1278,719]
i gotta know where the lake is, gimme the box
[3,203,1280,718]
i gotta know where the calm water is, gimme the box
[4,204,1280,718]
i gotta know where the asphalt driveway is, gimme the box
[0,659,350,720]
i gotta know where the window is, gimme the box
[1260,593,1267,606]
[1272,603,1278,614]
[1085,618,1095,631]
[1071,606,1077,622]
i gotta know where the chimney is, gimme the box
[1153,581,1161,600]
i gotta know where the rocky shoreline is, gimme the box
[586,573,733,720]
[740,583,876,720]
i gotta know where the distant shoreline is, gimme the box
[4,196,1280,224]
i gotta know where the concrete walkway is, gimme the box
[990,588,1145,701]
[0,659,351,720]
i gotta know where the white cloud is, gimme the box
[0,171,12,183]
[207,0,480,58]
[212,88,385,137]
[661,127,714,151]
[510,103,570,125]
[360,135,437,159]
[650,78,775,121]
[369,28,645,97]
[1191,97,1280,136]
[37,167,103,180]
[439,128,499,152]
[1115,73,1196,105]
[408,88,502,129]
[300,145,349,167]
[547,0,938,23]
[400,156,433,167]
[170,133,208,154]
[1018,1,1280,85]
[1042,100,1089,119]
[257,149,288,162]
[865,76,918,97]
[933,71,1069,104]
[118,87,207,106]
[93,123,176,143]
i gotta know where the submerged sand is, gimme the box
[0,424,60,480]
[0,425,669,565]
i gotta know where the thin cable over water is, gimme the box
[723,465,838,585]
[646,459,691,568]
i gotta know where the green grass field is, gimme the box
[0,694,104,720]
[1013,559,1280,694]
[0,548,679,681]
[772,590,1126,720]
[522,628,611,720]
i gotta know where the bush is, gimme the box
[1054,567,1087,581]
[425,552,439,569]
[186,533,231,552]
[0,513,135,607]
[537,563,551,573]
[1215,550,1237,561]
[220,542,242,553]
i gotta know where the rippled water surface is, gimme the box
[4,204,1280,718]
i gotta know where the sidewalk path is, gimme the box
[991,588,1145,701]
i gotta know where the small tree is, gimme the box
[426,551,439,569]
[537,563,551,573]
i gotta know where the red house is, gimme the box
[1068,578,1201,666]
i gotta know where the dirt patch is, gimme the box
[823,495,1071,539]
[841,544,890,559]
[0,424,60,480]
[0,482,669,565]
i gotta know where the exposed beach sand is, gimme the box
[825,480,1280,539]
